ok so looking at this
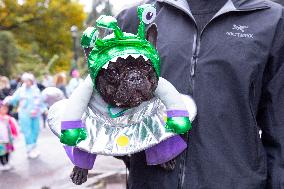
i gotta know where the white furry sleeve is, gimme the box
[154,77,186,110]
[62,75,94,121]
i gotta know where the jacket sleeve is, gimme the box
[116,5,140,34]
[103,5,139,38]
[257,9,284,189]
[115,0,160,34]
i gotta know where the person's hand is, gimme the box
[166,116,191,134]
[30,110,38,117]
[60,128,87,146]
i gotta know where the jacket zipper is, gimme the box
[189,33,199,94]
[178,29,199,188]
[248,82,261,162]
[159,3,200,187]
[178,24,200,189]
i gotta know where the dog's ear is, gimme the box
[146,24,158,48]
[84,48,92,61]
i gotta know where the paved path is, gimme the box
[0,128,125,189]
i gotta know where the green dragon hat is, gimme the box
[81,4,160,87]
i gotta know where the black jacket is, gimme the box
[115,0,284,188]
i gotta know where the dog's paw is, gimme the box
[70,166,89,185]
[159,159,176,171]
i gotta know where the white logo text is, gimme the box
[226,24,254,39]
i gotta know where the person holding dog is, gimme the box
[113,0,284,188]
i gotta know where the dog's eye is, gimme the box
[142,6,156,24]
[108,69,117,76]
[110,69,120,78]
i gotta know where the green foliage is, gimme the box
[0,31,18,76]
[15,47,45,77]
[0,0,86,76]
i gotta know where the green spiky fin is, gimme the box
[81,27,99,48]
[96,15,124,39]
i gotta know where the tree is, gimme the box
[0,31,18,76]
[0,0,86,76]
[86,0,113,26]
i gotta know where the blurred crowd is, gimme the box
[0,70,83,171]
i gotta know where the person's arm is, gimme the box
[4,87,21,106]
[8,116,18,137]
[116,5,140,34]
[257,9,284,189]
[31,87,47,115]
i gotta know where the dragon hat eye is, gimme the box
[142,6,156,24]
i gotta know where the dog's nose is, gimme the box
[126,71,144,85]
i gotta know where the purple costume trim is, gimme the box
[61,120,85,130]
[145,135,187,165]
[167,110,189,117]
[64,146,96,170]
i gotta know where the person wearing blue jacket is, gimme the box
[112,0,284,188]
[5,73,45,159]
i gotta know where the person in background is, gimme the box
[54,72,67,97]
[4,73,46,159]
[41,87,66,108]
[0,76,14,117]
[0,76,12,100]
[66,69,83,97]
[114,0,284,188]
[36,82,46,92]
[9,75,22,95]
[42,73,54,88]
[0,101,18,171]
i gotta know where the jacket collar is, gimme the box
[232,0,270,10]
[156,0,270,15]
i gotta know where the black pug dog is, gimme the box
[97,55,158,108]
[71,25,176,185]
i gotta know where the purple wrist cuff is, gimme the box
[167,110,189,118]
[145,135,187,165]
[64,146,96,170]
[61,120,85,130]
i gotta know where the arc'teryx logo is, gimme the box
[226,24,254,39]
[232,24,248,32]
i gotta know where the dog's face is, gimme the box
[96,55,158,108]
[95,25,158,108]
